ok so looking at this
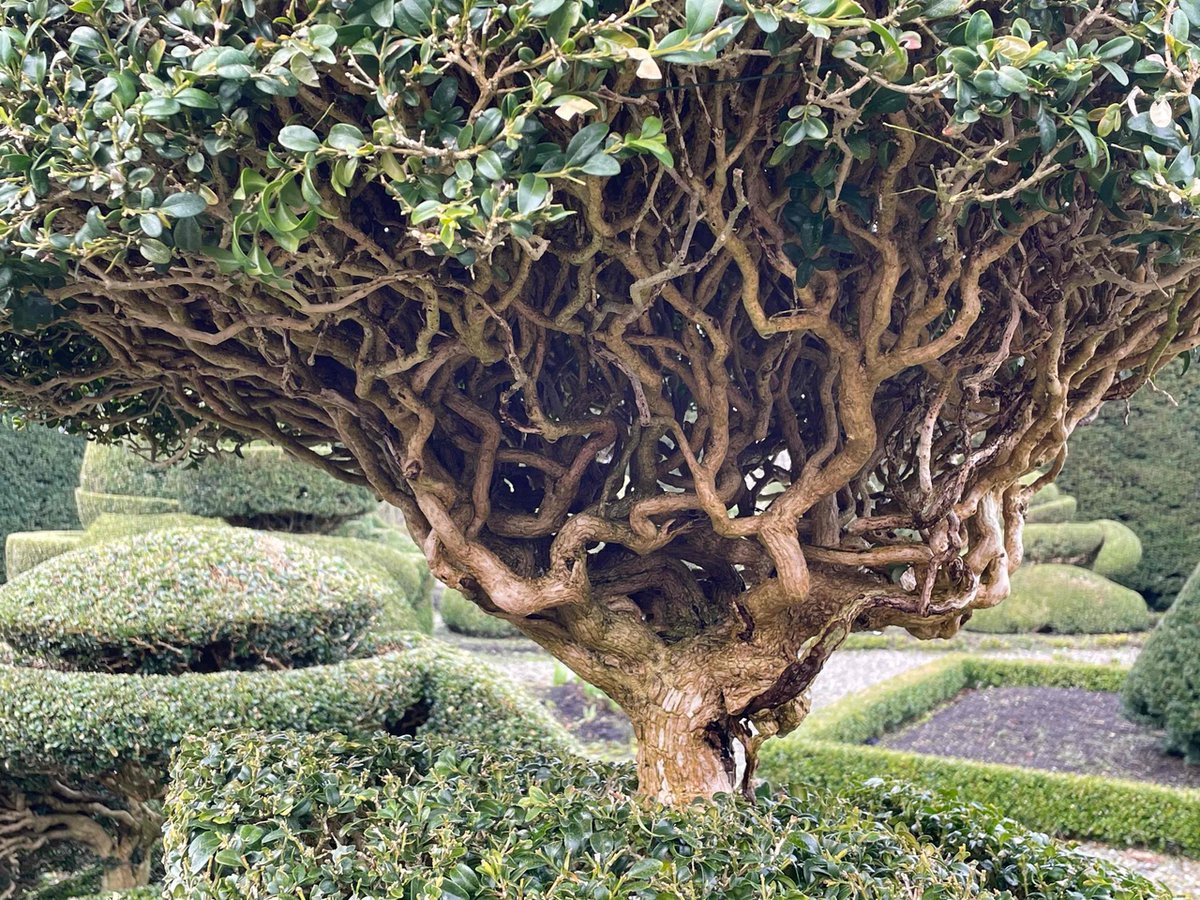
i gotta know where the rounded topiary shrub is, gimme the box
[1021,522,1106,567]
[3,530,82,579]
[77,442,376,532]
[166,445,376,531]
[1124,561,1200,763]
[966,564,1151,634]
[1092,519,1144,579]
[0,527,384,673]
[441,588,522,638]
[1024,494,1078,524]
[0,417,85,582]
[161,732,1168,899]
[284,533,433,634]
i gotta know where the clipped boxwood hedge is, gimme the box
[759,656,1200,856]
[1020,522,1105,567]
[1093,519,1145,580]
[334,510,420,553]
[965,563,1151,634]
[167,445,375,531]
[0,640,572,778]
[1024,495,1078,524]
[161,731,1168,899]
[285,533,433,634]
[4,530,82,579]
[0,527,384,673]
[441,587,523,638]
[77,442,375,532]
[0,417,85,582]
[1125,560,1200,763]
[0,640,573,894]
[75,488,179,527]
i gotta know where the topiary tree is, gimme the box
[1058,369,1200,608]
[0,417,84,581]
[1124,560,1200,763]
[4,0,1200,803]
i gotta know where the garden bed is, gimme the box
[758,656,1200,856]
[881,686,1200,790]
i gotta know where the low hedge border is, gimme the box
[758,656,1200,856]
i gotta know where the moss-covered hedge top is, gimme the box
[0,640,573,781]
[1125,559,1200,764]
[0,527,384,673]
[161,732,1168,899]
[77,443,376,530]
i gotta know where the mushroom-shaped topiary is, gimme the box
[0,527,384,673]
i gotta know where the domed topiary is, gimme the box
[1124,561,1200,763]
[76,442,376,532]
[966,564,1151,634]
[166,446,376,531]
[0,527,384,673]
[441,588,523,639]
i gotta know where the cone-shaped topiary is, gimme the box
[1124,561,1200,764]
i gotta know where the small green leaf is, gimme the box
[517,174,550,215]
[327,123,366,151]
[685,0,723,35]
[278,125,322,152]
[159,192,208,219]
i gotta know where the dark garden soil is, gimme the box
[880,686,1200,789]
[536,683,634,747]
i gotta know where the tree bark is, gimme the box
[99,860,144,891]
[632,711,739,805]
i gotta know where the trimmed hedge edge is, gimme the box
[759,656,1200,857]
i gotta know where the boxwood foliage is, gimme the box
[965,563,1151,634]
[74,488,180,527]
[78,443,375,532]
[1057,369,1200,608]
[161,732,1168,900]
[1125,560,1200,763]
[441,587,523,639]
[0,527,385,673]
[0,416,85,581]
[759,657,1200,856]
[0,641,573,894]
[0,641,573,779]
[286,533,433,634]
[3,529,82,579]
